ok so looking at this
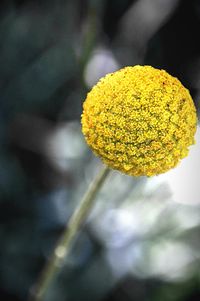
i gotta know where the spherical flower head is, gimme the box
[81,65,197,176]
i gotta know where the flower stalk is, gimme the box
[30,164,110,301]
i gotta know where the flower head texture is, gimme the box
[81,65,197,176]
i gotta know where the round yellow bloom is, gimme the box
[81,65,197,176]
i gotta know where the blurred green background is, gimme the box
[0,0,200,300]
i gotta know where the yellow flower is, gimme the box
[81,65,197,176]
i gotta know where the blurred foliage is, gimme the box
[0,0,200,301]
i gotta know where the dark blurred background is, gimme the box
[0,0,200,300]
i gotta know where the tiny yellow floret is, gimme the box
[81,65,197,176]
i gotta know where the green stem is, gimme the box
[30,165,110,301]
